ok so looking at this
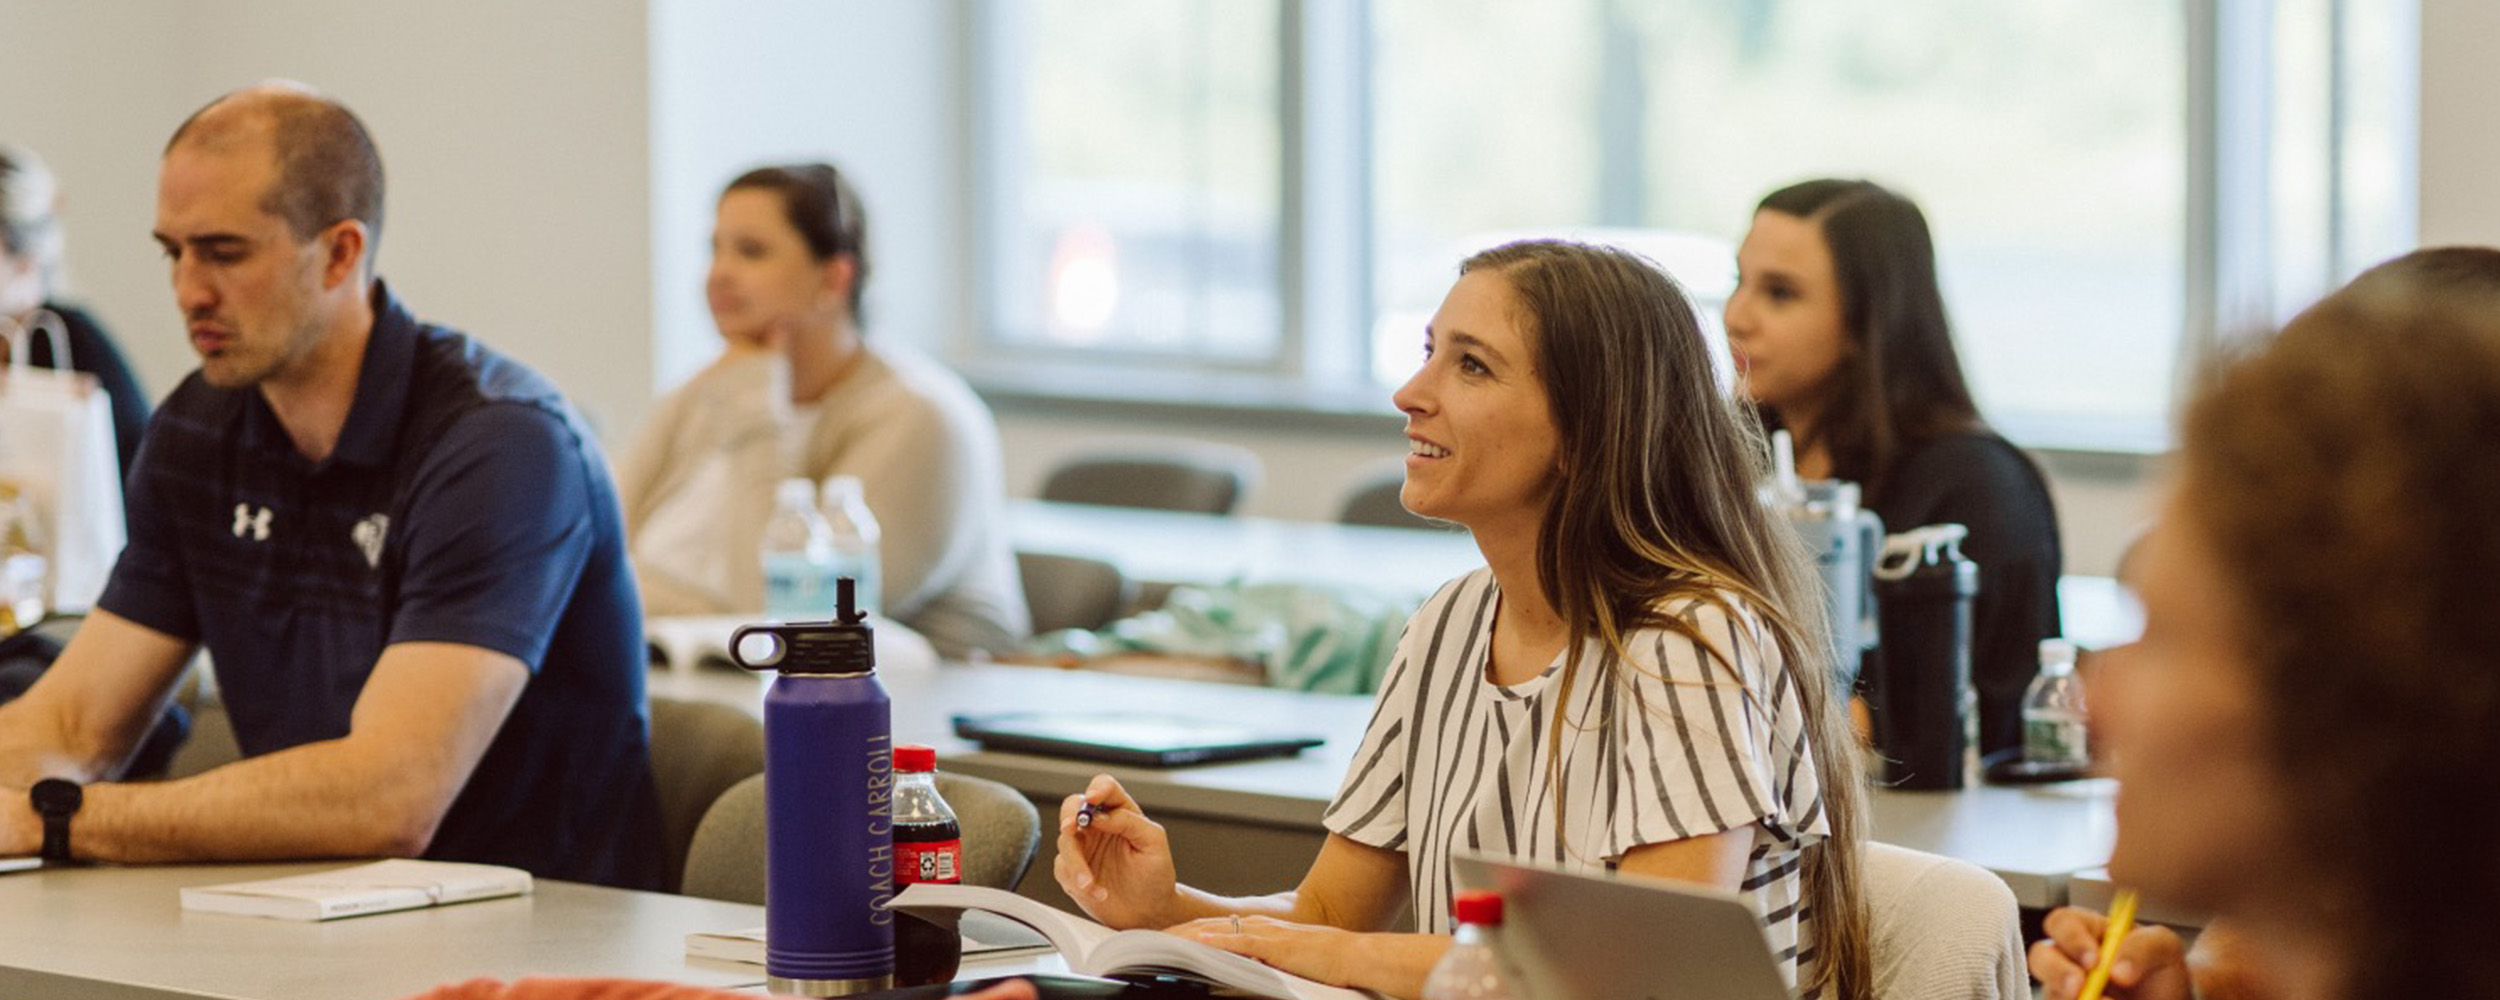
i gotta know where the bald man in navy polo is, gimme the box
[0,83,663,888]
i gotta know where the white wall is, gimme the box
[2418,0,2500,245]
[3,4,215,396]
[2,0,654,439]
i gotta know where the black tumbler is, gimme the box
[1869,525,1981,790]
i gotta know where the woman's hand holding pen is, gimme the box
[2029,906,2193,1000]
[1054,774,1184,930]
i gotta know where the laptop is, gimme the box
[1449,852,1793,1000]
[951,711,1324,767]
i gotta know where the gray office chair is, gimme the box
[1039,441,1262,515]
[1017,550,1136,634]
[1865,842,2027,1000]
[1335,465,1457,531]
[647,695,767,893]
[681,771,1042,905]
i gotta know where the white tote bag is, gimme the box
[0,309,127,613]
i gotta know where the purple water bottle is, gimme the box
[732,578,896,996]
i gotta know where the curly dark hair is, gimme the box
[2178,247,2500,999]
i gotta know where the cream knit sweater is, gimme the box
[615,345,1028,658]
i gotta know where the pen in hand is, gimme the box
[2076,888,2140,1000]
[1075,801,1117,830]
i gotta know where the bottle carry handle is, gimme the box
[729,623,792,671]
[1873,523,1971,582]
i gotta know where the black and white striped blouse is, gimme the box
[1323,568,1829,991]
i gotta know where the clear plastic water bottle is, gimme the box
[762,478,839,620]
[2022,638,2090,767]
[820,475,883,615]
[1421,890,1521,1000]
[890,745,963,987]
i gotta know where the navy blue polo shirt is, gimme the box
[99,281,665,890]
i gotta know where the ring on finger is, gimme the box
[1230,915,1244,934]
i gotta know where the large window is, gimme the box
[975,0,2417,449]
[979,0,1283,366]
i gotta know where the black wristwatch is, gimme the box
[30,778,82,864]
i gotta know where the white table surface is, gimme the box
[1865,779,2118,910]
[2068,866,2210,929]
[654,661,2115,910]
[653,660,1376,829]
[0,862,767,1000]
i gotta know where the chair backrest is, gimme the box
[1865,842,2027,1000]
[1334,465,1456,531]
[681,770,1042,905]
[647,696,767,893]
[1039,441,1262,515]
[1017,550,1134,635]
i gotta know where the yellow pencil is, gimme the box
[2076,888,2141,1000]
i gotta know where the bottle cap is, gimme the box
[893,744,937,773]
[2039,637,2078,674]
[777,477,817,507]
[728,577,876,675]
[1450,890,1503,926]
[822,475,865,503]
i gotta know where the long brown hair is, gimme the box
[1462,240,1871,1000]
[1753,179,1983,499]
[2178,250,2500,999]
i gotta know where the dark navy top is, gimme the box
[97,281,665,889]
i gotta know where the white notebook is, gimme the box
[179,859,532,921]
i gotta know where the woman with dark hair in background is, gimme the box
[615,162,1028,659]
[1055,240,1871,999]
[1725,178,2061,759]
[0,142,151,479]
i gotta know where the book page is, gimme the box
[888,883,1118,966]
[684,915,1047,967]
[1088,931,1371,1000]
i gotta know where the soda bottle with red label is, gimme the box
[891,744,964,986]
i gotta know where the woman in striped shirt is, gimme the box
[1054,240,1872,1000]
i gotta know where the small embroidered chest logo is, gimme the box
[351,513,391,569]
[231,504,273,542]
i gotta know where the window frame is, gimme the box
[962,0,2417,456]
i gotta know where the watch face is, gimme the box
[30,779,80,817]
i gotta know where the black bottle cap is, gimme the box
[728,577,879,676]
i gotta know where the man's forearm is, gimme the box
[66,737,447,864]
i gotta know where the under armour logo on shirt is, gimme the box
[351,513,390,569]
[231,503,272,542]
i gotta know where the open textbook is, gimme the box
[179,859,531,921]
[889,883,1374,1000]
[686,910,1052,966]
